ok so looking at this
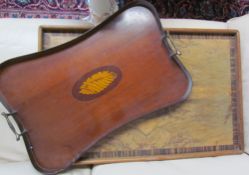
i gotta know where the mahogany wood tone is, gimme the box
[0,1,191,174]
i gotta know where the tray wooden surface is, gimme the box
[38,26,244,165]
[38,25,90,51]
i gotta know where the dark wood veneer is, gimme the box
[0,1,191,174]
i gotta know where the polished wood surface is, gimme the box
[0,1,191,174]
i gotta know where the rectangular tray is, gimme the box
[38,26,244,165]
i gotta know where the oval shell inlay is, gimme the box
[79,70,117,95]
[72,66,122,101]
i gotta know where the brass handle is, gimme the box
[162,31,182,57]
[1,112,27,141]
